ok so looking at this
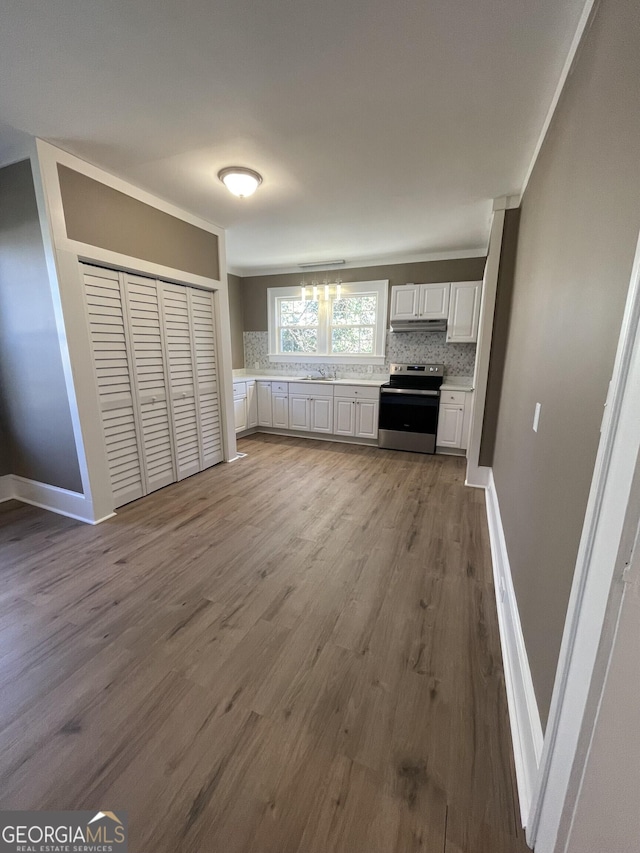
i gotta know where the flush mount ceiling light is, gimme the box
[217,166,263,198]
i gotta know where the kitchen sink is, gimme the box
[296,376,334,382]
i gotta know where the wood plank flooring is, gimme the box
[0,434,529,852]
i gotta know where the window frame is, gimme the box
[267,280,388,364]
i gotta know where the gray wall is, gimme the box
[479,208,520,466]
[241,257,487,331]
[0,417,10,475]
[488,0,640,726]
[0,160,82,491]
[58,165,220,281]
[227,273,245,369]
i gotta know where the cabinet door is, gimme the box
[189,289,222,469]
[234,395,248,432]
[447,281,481,342]
[419,283,450,319]
[83,264,145,508]
[310,396,333,433]
[437,404,464,447]
[390,285,420,320]
[161,283,201,480]
[334,397,356,436]
[273,393,290,429]
[123,273,175,494]
[288,395,308,431]
[247,381,258,427]
[355,400,379,439]
[257,382,272,426]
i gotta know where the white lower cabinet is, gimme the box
[234,377,380,444]
[437,389,473,451]
[233,395,248,432]
[355,400,379,439]
[272,381,289,429]
[288,384,334,434]
[247,380,258,428]
[257,381,272,426]
[333,385,379,439]
[233,381,248,433]
[289,394,310,430]
[334,398,356,435]
[310,396,333,433]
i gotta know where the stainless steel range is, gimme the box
[378,363,444,454]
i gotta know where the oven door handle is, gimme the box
[381,388,440,397]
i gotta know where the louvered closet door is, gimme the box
[83,264,145,508]
[123,274,176,493]
[160,283,202,480]
[188,289,223,468]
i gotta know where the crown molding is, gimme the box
[520,0,598,200]
[229,247,487,279]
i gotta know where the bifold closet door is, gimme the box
[83,265,145,508]
[160,283,202,480]
[189,289,223,468]
[122,273,176,493]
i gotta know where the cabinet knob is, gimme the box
[152,396,157,403]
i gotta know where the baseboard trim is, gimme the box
[485,469,543,828]
[4,475,104,524]
[466,463,490,489]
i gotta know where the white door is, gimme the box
[160,283,201,480]
[436,404,464,447]
[123,273,175,494]
[247,381,258,427]
[390,285,420,320]
[189,288,222,469]
[257,382,272,426]
[273,393,290,429]
[83,264,145,508]
[447,281,482,342]
[334,397,356,436]
[310,397,333,433]
[288,395,309,430]
[419,283,450,319]
[356,400,379,439]
[234,395,248,432]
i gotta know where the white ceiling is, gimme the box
[0,0,586,275]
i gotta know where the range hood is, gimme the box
[390,319,447,333]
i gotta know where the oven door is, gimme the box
[378,388,440,453]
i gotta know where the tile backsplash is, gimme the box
[243,331,476,379]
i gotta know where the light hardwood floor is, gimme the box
[0,434,529,852]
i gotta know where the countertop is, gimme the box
[232,372,474,391]
[232,372,386,387]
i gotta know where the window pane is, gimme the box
[332,295,377,326]
[280,327,318,353]
[279,299,319,326]
[331,326,374,354]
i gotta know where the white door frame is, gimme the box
[528,228,640,851]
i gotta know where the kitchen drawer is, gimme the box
[441,390,466,405]
[288,382,333,396]
[233,381,247,397]
[336,384,380,399]
[271,381,289,394]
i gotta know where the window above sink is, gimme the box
[267,280,388,365]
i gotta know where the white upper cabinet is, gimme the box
[447,281,482,343]
[419,283,450,319]
[390,285,420,320]
[390,283,450,321]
